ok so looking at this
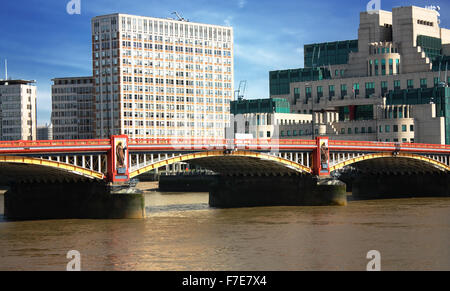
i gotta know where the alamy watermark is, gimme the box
[367,0,381,14]
[66,250,81,271]
[366,250,381,271]
[66,0,81,15]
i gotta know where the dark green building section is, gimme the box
[386,87,450,144]
[338,105,374,121]
[304,40,358,68]
[230,98,290,115]
[417,35,442,63]
[432,55,450,72]
[270,68,331,96]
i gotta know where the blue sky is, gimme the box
[1,0,449,125]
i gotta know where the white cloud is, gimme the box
[238,0,247,9]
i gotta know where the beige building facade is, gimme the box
[0,80,37,141]
[91,14,233,139]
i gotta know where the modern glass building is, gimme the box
[304,40,359,68]
[270,6,450,144]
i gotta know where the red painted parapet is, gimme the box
[107,135,130,183]
[313,137,330,176]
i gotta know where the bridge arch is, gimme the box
[129,150,312,177]
[0,156,105,183]
[330,152,450,174]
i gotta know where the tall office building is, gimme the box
[0,79,37,141]
[91,14,234,139]
[270,6,450,144]
[51,77,94,140]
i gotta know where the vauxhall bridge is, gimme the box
[1,136,449,219]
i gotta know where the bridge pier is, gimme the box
[351,173,450,200]
[209,175,347,208]
[4,182,145,220]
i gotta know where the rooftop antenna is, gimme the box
[5,59,7,80]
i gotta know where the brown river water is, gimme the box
[0,183,450,271]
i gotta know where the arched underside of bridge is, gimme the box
[330,153,450,175]
[0,156,105,184]
[130,150,312,177]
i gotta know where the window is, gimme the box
[385,125,390,132]
[407,79,414,89]
[355,127,359,134]
[361,127,366,133]
[305,87,312,99]
[393,125,398,132]
[375,59,379,76]
[317,86,323,98]
[420,78,427,89]
[396,59,400,74]
[381,59,386,75]
[365,82,375,98]
[341,84,347,98]
[381,81,388,95]
[267,131,271,138]
[434,77,440,86]
[281,131,284,137]
[353,83,360,96]
[329,85,335,98]
[348,128,352,134]
[379,125,382,133]
[410,125,414,132]
[402,138,407,143]
[368,127,373,133]
[389,59,393,75]
[335,70,339,77]
[341,128,345,134]
[294,88,300,100]
[394,80,401,90]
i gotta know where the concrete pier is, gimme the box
[4,182,145,220]
[351,173,450,200]
[209,175,347,208]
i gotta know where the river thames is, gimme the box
[0,183,450,271]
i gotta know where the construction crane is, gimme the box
[171,11,188,22]
[234,80,247,101]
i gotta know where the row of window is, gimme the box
[296,77,449,100]
[379,124,414,133]
[370,47,399,55]
[368,59,400,76]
